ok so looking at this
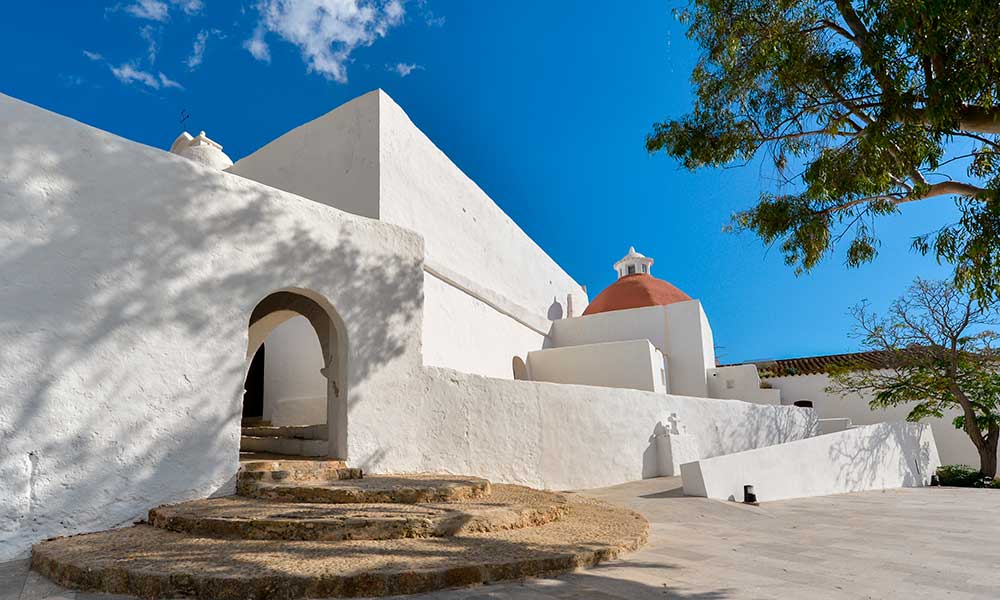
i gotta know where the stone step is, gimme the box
[32,494,648,599]
[240,474,492,504]
[237,459,361,495]
[240,424,328,441]
[239,435,328,457]
[240,458,349,472]
[148,484,568,541]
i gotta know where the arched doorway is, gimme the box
[244,289,347,459]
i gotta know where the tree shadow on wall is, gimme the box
[710,402,817,457]
[0,113,420,554]
[825,423,933,492]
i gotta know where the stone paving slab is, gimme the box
[6,479,1000,599]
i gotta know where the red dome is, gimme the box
[583,274,691,315]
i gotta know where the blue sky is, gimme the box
[0,1,958,363]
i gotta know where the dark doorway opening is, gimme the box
[243,344,265,420]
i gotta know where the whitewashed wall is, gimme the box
[765,373,993,468]
[707,365,782,405]
[0,94,425,560]
[377,91,588,322]
[349,368,817,491]
[665,300,716,397]
[421,271,545,379]
[261,316,327,426]
[681,422,940,502]
[527,340,666,392]
[227,94,380,219]
[229,89,585,380]
[551,304,668,349]
[549,300,716,397]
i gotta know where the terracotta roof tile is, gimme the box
[723,350,897,378]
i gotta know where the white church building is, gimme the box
[0,89,942,560]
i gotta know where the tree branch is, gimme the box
[816,181,986,217]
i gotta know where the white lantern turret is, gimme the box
[613,246,653,279]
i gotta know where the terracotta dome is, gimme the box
[583,273,691,315]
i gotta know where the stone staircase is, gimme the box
[239,420,328,457]
[31,459,648,599]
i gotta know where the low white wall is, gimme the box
[681,422,940,502]
[422,271,546,379]
[708,365,782,405]
[527,340,666,392]
[348,368,819,490]
[261,316,327,426]
[765,373,992,467]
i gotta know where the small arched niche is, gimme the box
[245,289,348,459]
[512,356,529,381]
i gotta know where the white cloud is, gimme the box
[186,29,210,68]
[109,62,183,90]
[243,25,271,62]
[120,0,203,21]
[388,62,421,77]
[158,72,184,89]
[110,63,161,87]
[172,0,204,15]
[248,0,407,82]
[83,50,104,61]
[414,0,443,27]
[124,0,170,21]
[139,25,159,63]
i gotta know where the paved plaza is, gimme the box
[3,477,998,599]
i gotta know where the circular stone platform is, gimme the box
[32,495,648,599]
[149,485,567,541]
[242,474,492,504]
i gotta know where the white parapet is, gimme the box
[680,421,941,502]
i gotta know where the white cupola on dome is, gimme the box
[613,246,653,278]
[169,131,233,170]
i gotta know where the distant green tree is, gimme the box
[648,0,1000,300]
[828,279,1000,477]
